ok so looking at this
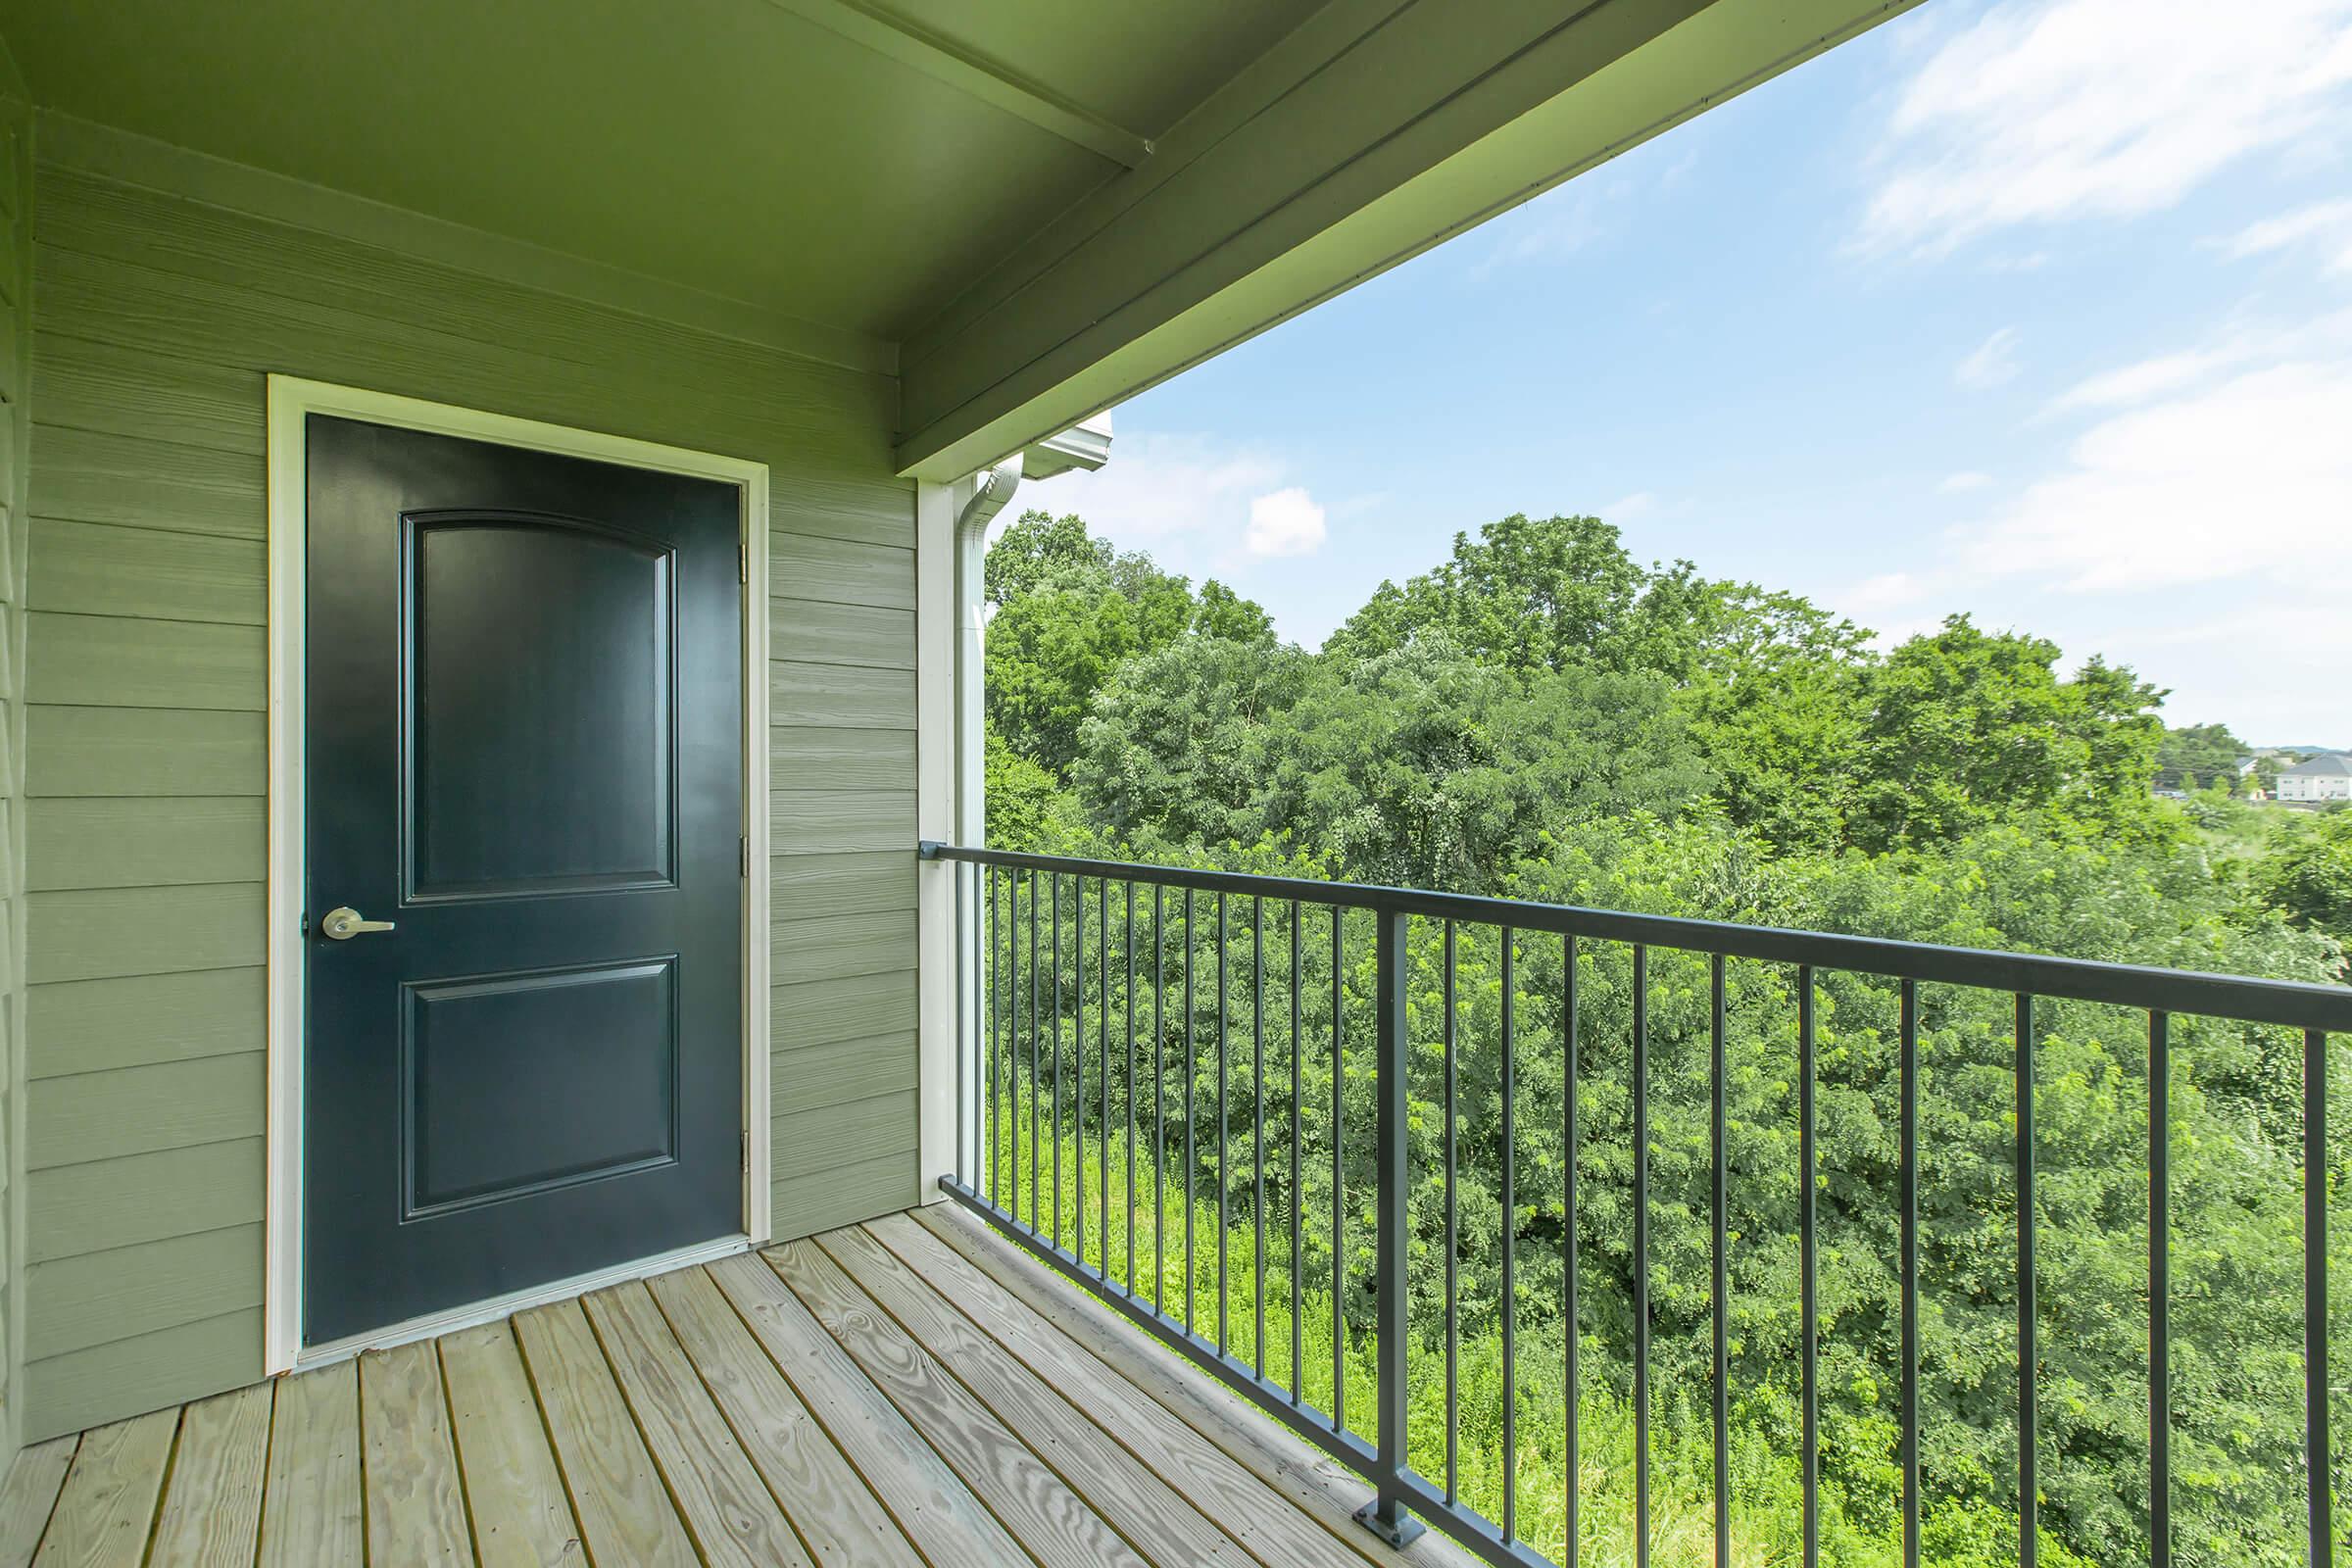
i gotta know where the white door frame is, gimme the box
[262,376,771,1374]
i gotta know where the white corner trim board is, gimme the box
[263,375,772,1374]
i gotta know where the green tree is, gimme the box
[984,510,1272,776]
[1850,615,2166,852]
[2157,720,2249,793]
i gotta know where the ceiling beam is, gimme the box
[760,0,1152,169]
[893,0,1919,480]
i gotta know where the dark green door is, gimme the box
[303,416,744,1346]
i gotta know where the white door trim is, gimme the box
[263,375,772,1375]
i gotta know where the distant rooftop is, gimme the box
[2279,753,2352,778]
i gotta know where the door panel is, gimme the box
[304,416,743,1346]
[408,515,676,899]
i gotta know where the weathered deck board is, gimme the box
[0,1439,74,1568]
[578,1282,811,1568]
[35,1408,174,1568]
[147,1383,270,1567]
[256,1362,362,1568]
[0,1215,1481,1568]
[645,1264,915,1566]
[766,1239,1153,1568]
[435,1323,582,1568]
[511,1299,700,1568]
[357,1343,471,1567]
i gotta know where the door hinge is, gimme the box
[740,1130,749,1174]
[740,836,749,877]
[739,542,748,583]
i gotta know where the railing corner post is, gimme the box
[1356,906,1425,1547]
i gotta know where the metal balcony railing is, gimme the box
[919,841,2352,1568]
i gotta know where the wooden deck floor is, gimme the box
[0,1202,1473,1568]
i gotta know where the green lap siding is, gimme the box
[18,160,921,1439]
[0,66,30,1476]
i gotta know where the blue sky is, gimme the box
[1035,0,2352,745]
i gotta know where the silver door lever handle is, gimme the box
[320,906,397,940]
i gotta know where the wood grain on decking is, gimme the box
[0,1213,1478,1568]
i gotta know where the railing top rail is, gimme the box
[919,841,2352,1032]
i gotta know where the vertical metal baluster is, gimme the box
[1356,906,1422,1546]
[2017,993,2035,1568]
[1501,927,1518,1544]
[1900,978,1920,1568]
[1291,898,1304,1403]
[1633,943,1649,1568]
[2308,1026,2331,1568]
[1711,954,1729,1568]
[1127,881,1138,1299]
[1333,906,1347,1435]
[1155,885,1167,1317]
[1074,876,1084,1263]
[1565,933,1581,1568]
[1801,966,1819,1568]
[1029,872,1040,1231]
[1054,874,1064,1249]
[1101,877,1111,1280]
[1184,888,1197,1334]
[1443,919,1459,1505]
[2150,1009,2170,1568]
[1218,891,1231,1355]
[986,868,999,1208]
[1254,896,1267,1378]
[955,864,968,1187]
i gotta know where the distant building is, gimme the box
[2275,753,2352,804]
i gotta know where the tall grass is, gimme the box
[975,1098,2040,1567]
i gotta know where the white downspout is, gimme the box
[955,460,1022,851]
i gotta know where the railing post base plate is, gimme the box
[1353,1497,1425,1547]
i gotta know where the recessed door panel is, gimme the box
[304,415,743,1346]
[408,517,676,901]
[404,958,679,1215]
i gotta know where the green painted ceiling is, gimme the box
[0,0,1322,343]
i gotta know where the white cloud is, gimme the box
[1957,357,2352,592]
[1244,487,1327,558]
[2224,198,2352,274]
[1856,0,2352,257]
[1940,470,1993,493]
[1027,430,1284,550]
[2048,349,2230,411]
[1955,326,2023,389]
[1602,490,1658,518]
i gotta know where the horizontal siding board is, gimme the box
[770,1151,917,1242]
[29,423,264,539]
[32,331,266,454]
[773,1091,918,1184]
[768,536,912,611]
[27,612,265,710]
[28,797,267,890]
[28,1054,265,1169]
[770,1030,916,1111]
[26,706,266,797]
[768,660,914,730]
[29,968,265,1079]
[23,1307,263,1442]
[772,970,917,1052]
[769,727,915,793]
[28,517,266,624]
[29,883,266,984]
[768,599,914,669]
[771,790,914,856]
[32,243,891,481]
[768,851,916,919]
[37,167,896,446]
[770,909,915,986]
[25,1225,264,1360]
[27,1139,265,1263]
